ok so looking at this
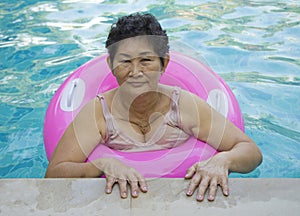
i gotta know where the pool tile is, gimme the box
[0,178,299,216]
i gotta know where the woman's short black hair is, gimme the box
[105,13,169,66]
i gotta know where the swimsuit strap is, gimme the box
[97,88,181,139]
[97,95,116,137]
[169,87,182,127]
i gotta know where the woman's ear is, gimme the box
[106,56,115,75]
[106,56,112,70]
[161,53,170,74]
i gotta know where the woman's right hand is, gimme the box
[97,158,148,198]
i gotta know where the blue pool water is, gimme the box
[0,0,299,178]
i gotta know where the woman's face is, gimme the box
[108,36,168,95]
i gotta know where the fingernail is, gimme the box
[143,186,148,191]
[106,188,111,194]
[122,192,127,198]
[208,195,214,201]
[196,195,203,201]
[186,190,192,196]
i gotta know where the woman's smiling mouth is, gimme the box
[127,81,147,87]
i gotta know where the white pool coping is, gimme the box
[1,178,299,215]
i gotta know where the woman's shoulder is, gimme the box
[76,97,103,122]
[99,88,120,113]
[158,84,178,95]
[177,87,209,119]
[97,87,117,99]
[75,89,116,124]
[158,84,207,107]
[159,84,201,99]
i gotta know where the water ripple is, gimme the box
[220,72,300,86]
[1,0,300,178]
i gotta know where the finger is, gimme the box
[117,178,128,199]
[186,173,201,196]
[196,176,210,201]
[220,175,229,196]
[136,174,148,193]
[185,164,196,179]
[127,176,139,198]
[105,176,116,194]
[207,178,218,201]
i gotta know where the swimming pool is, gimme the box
[0,0,299,178]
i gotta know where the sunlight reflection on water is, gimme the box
[0,0,299,178]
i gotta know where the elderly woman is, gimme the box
[45,13,262,201]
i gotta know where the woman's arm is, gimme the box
[179,90,262,201]
[45,97,148,198]
[45,98,104,178]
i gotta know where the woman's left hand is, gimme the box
[184,153,230,201]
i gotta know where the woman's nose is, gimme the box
[129,63,143,77]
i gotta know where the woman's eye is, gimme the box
[121,60,130,63]
[141,58,152,62]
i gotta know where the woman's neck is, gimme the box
[129,92,161,118]
[112,89,161,120]
[111,87,167,135]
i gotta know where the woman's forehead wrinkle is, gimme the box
[116,51,156,59]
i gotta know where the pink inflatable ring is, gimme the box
[43,51,244,178]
